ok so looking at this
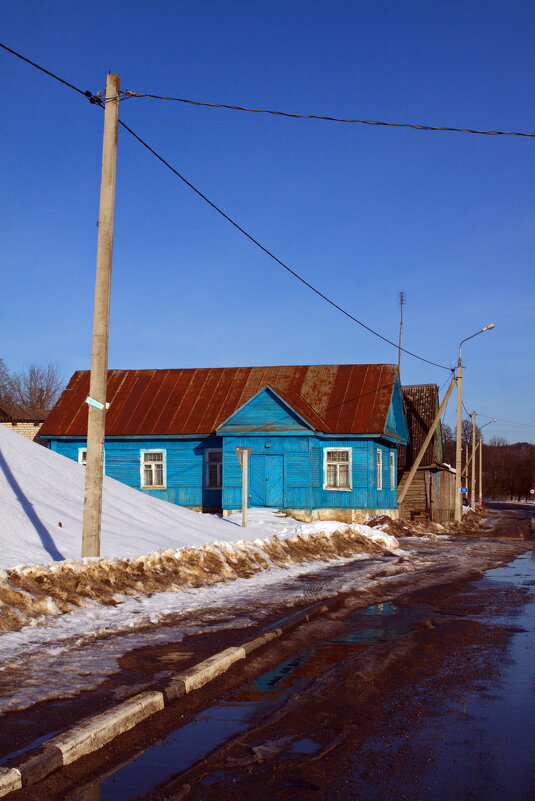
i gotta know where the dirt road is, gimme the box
[3,508,534,800]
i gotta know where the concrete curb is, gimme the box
[0,596,344,798]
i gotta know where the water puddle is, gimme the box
[0,729,62,767]
[346,549,535,801]
[71,601,409,800]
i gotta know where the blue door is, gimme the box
[249,455,265,506]
[266,455,284,506]
[249,455,284,506]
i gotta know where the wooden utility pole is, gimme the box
[470,410,477,509]
[81,74,120,558]
[398,376,456,506]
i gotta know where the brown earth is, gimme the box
[4,528,530,801]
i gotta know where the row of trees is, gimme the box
[441,421,534,501]
[0,358,64,413]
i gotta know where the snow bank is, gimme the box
[0,525,397,632]
[0,425,400,633]
[0,424,252,568]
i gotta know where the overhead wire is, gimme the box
[117,118,453,371]
[0,42,482,372]
[0,42,97,102]
[119,90,535,139]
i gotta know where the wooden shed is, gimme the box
[397,384,455,522]
[40,364,409,523]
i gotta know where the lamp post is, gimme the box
[478,418,496,506]
[455,324,495,521]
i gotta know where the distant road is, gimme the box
[486,500,535,515]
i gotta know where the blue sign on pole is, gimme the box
[460,488,469,493]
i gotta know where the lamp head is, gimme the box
[482,323,495,331]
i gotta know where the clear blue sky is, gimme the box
[1,0,534,443]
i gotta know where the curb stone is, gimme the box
[0,596,344,798]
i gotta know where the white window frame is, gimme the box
[390,451,396,489]
[323,447,352,491]
[376,449,383,491]
[78,446,105,471]
[205,448,223,490]
[140,449,166,489]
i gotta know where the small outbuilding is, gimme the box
[398,384,455,522]
[40,364,409,523]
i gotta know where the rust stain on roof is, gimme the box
[40,364,399,438]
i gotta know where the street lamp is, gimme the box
[478,418,496,506]
[455,324,495,521]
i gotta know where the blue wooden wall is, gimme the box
[46,383,404,513]
[221,435,397,511]
[50,437,223,508]
[48,434,397,512]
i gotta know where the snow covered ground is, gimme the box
[0,424,395,569]
[0,424,408,714]
[0,424,400,638]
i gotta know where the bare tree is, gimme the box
[0,359,11,400]
[9,364,64,412]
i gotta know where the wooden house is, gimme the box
[397,384,455,522]
[40,364,409,523]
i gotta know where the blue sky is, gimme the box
[1,0,534,443]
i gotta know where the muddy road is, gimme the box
[3,508,534,801]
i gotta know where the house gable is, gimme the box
[384,378,409,443]
[217,386,314,434]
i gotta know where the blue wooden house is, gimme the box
[40,364,409,522]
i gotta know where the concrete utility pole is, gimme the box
[471,410,477,509]
[82,74,120,558]
[479,437,483,506]
[454,324,495,522]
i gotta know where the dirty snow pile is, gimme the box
[0,425,399,632]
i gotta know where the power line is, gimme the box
[0,42,456,370]
[118,117,453,371]
[0,42,98,102]
[477,414,535,428]
[119,90,535,139]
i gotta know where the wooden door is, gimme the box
[265,455,284,506]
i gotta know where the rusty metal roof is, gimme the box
[40,364,400,437]
[0,399,48,423]
[398,384,441,469]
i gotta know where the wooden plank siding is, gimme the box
[44,363,408,516]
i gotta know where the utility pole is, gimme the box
[479,436,483,506]
[81,74,120,558]
[397,291,405,374]
[470,410,477,509]
[454,324,495,522]
[454,358,463,521]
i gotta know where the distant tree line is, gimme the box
[0,358,64,413]
[441,422,534,501]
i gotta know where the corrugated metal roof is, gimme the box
[398,384,440,469]
[0,399,48,423]
[40,364,399,437]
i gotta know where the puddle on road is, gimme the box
[346,549,535,801]
[0,729,62,767]
[71,601,410,801]
[69,552,535,801]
